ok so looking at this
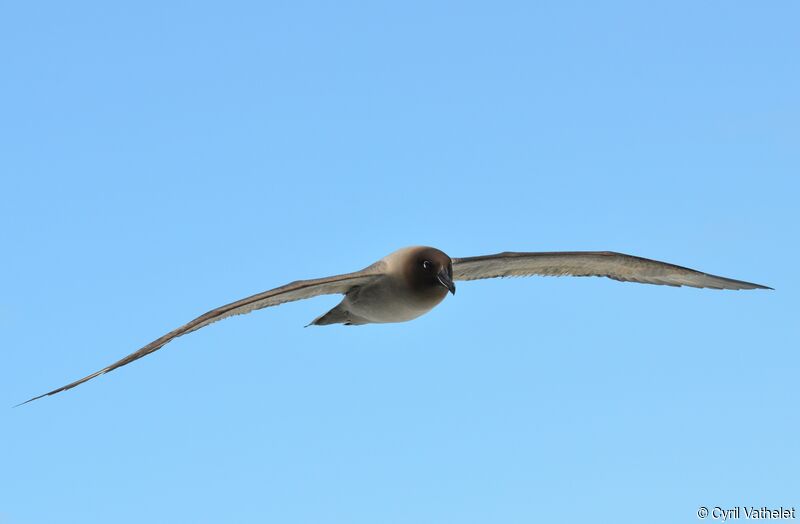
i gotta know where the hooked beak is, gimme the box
[437,268,456,295]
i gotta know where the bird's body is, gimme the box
[311,246,452,325]
[311,276,442,325]
[20,245,770,404]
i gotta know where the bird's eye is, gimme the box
[422,260,432,270]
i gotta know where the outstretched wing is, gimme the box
[20,269,381,405]
[451,251,770,290]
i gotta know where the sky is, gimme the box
[1,1,798,523]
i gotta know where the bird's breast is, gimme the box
[344,276,448,324]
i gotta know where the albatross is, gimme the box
[20,246,770,404]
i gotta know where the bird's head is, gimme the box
[405,246,456,296]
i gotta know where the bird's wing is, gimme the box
[451,251,770,290]
[21,268,382,405]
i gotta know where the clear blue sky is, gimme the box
[1,1,797,523]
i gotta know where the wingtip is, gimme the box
[13,394,45,408]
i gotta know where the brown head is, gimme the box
[399,246,456,297]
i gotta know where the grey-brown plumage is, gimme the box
[20,246,769,404]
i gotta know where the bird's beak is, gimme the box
[437,268,456,295]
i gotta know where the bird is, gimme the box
[20,246,770,404]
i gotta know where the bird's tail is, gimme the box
[306,303,366,326]
[307,304,349,326]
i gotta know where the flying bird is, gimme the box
[21,246,770,404]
